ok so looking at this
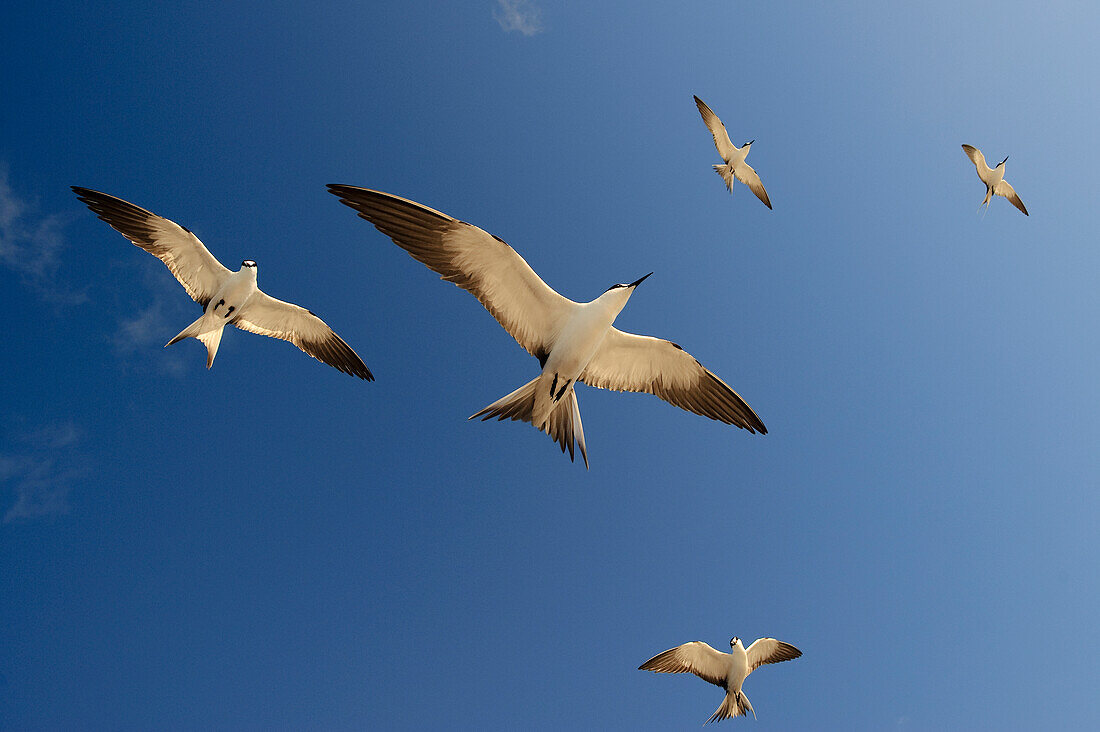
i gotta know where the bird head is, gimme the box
[730,637,742,649]
[744,140,755,148]
[241,260,257,271]
[599,272,652,314]
[998,156,1009,167]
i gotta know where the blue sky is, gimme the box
[2,1,1099,729]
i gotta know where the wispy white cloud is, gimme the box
[115,301,170,353]
[113,267,191,376]
[0,167,86,305]
[2,421,86,523]
[494,0,543,36]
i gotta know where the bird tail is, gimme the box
[165,314,224,369]
[469,376,589,468]
[713,164,735,193]
[705,690,754,725]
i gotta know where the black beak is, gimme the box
[748,139,755,146]
[1001,156,1009,165]
[629,272,653,288]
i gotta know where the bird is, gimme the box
[961,144,1028,216]
[327,185,766,468]
[693,95,772,209]
[72,187,373,379]
[639,636,802,724]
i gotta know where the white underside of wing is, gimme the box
[584,329,701,391]
[327,185,578,362]
[72,187,232,306]
[580,328,767,432]
[694,96,736,161]
[442,225,578,353]
[961,144,993,179]
[236,291,329,341]
[745,638,803,675]
[639,641,731,688]
[734,163,772,209]
[233,290,372,378]
[993,179,1028,215]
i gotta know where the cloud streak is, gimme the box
[2,421,85,523]
[0,167,86,305]
[494,0,543,36]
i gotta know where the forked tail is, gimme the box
[165,314,224,369]
[713,164,735,193]
[977,186,993,218]
[469,376,589,468]
[705,690,754,725]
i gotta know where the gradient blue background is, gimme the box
[2,1,1098,729]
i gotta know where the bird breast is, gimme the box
[207,271,258,316]
[545,303,619,377]
[728,649,749,685]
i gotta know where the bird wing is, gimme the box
[734,163,773,209]
[72,187,232,308]
[961,144,992,177]
[745,638,802,675]
[580,328,766,433]
[639,641,731,689]
[694,95,736,160]
[993,179,1029,216]
[327,185,576,363]
[233,291,373,379]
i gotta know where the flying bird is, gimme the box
[72,187,372,379]
[327,185,766,467]
[693,95,772,209]
[961,144,1028,216]
[640,636,802,724]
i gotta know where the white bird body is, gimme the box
[961,144,1028,215]
[640,636,802,724]
[694,95,772,209]
[166,262,260,366]
[532,286,636,429]
[73,187,373,378]
[210,265,259,315]
[328,185,766,467]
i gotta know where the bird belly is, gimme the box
[544,310,615,384]
[533,310,615,425]
[207,278,256,321]
[728,651,749,687]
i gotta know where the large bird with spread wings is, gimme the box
[327,185,766,467]
[640,636,802,724]
[73,187,372,379]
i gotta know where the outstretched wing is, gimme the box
[694,95,736,160]
[745,638,802,675]
[580,328,767,433]
[961,144,991,177]
[993,179,1029,216]
[72,187,231,308]
[327,185,576,364]
[639,641,731,689]
[734,163,773,209]
[234,291,373,379]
